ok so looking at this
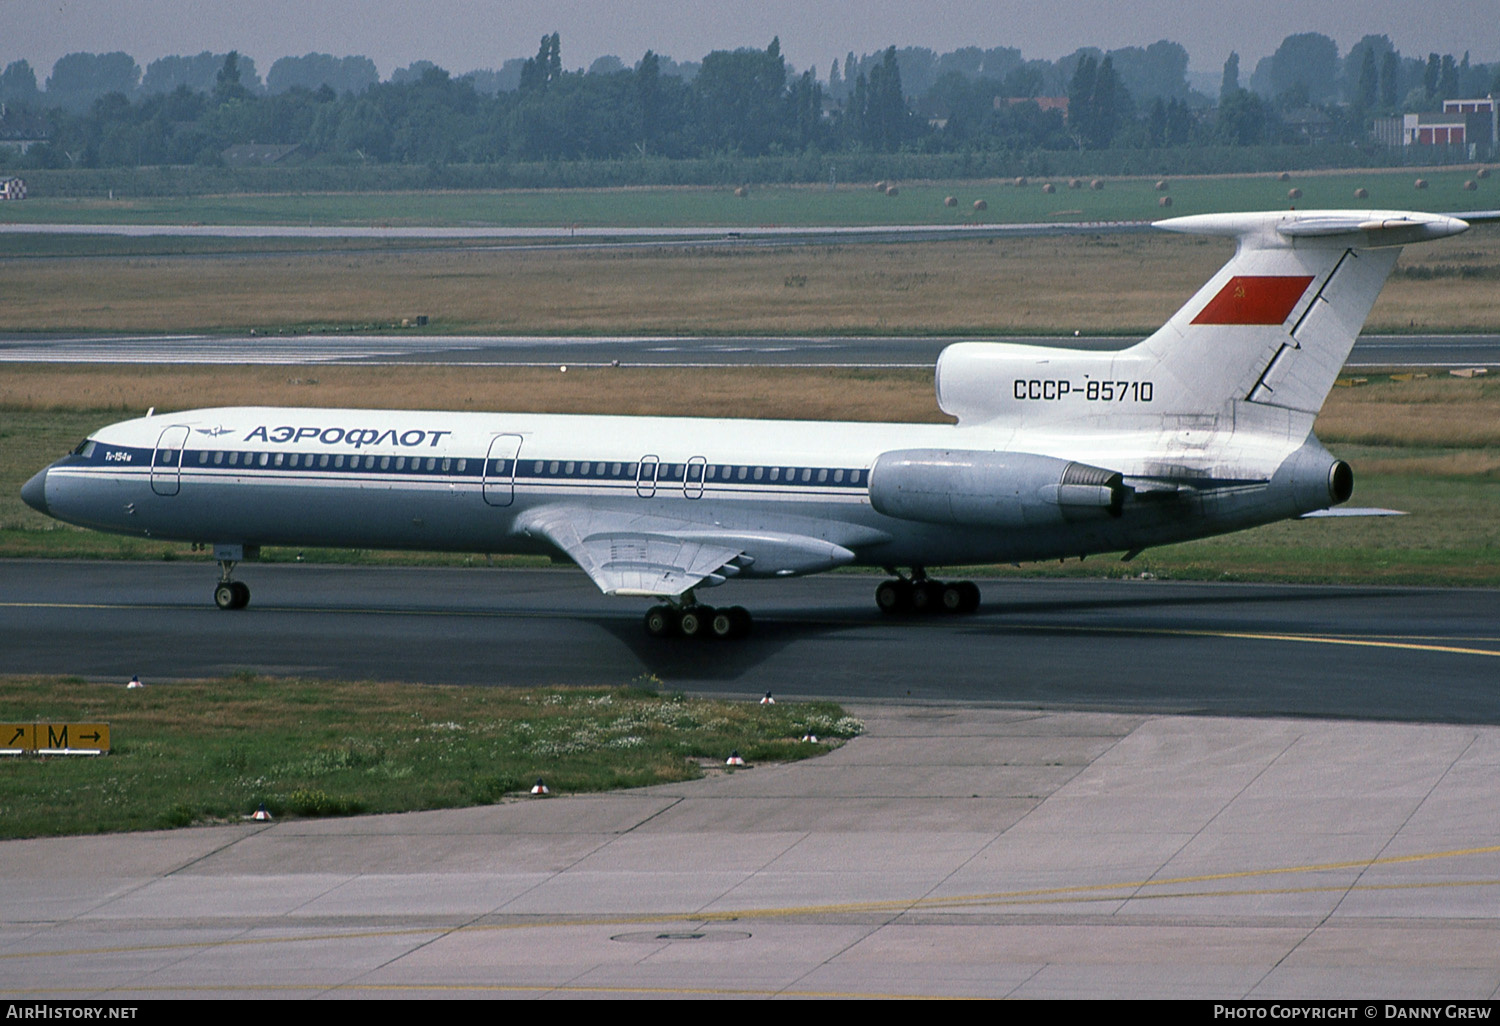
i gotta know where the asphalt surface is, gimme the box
[2,332,1497,368]
[4,563,1500,998]
[4,562,1498,721]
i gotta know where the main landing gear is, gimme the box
[645,598,752,640]
[875,568,980,616]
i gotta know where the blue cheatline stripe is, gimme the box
[70,445,873,491]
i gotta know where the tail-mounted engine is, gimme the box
[868,449,1128,529]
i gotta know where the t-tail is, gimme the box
[935,210,1470,449]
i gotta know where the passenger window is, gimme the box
[335,455,345,468]
[274,453,285,467]
[380,456,391,470]
[213,452,224,465]
[769,467,780,481]
[818,469,828,482]
[429,458,439,471]
[365,455,375,469]
[549,461,559,474]
[396,457,406,470]
[565,461,575,474]
[801,468,811,482]
[753,467,764,480]
[229,453,239,466]
[198,452,208,465]
[835,469,844,483]
[737,466,748,481]
[320,454,329,468]
[611,462,622,476]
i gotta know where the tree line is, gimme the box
[0,32,1495,171]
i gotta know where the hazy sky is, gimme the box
[9,1,1499,82]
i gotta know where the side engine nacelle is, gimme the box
[868,449,1128,529]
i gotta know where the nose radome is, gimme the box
[21,467,48,515]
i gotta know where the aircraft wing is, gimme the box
[514,504,860,598]
[514,505,750,598]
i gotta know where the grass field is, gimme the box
[0,168,1494,228]
[0,677,861,839]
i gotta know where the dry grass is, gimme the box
[0,364,948,423]
[1314,377,1500,446]
[0,218,1494,338]
[0,235,1218,336]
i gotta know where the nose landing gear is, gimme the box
[211,544,254,610]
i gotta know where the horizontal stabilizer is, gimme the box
[1298,507,1406,518]
[1155,209,1469,246]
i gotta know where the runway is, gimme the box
[2,332,1497,368]
[4,562,1498,720]
[5,562,1500,998]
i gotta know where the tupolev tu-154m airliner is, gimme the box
[21,209,1487,639]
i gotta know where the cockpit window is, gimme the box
[70,439,96,458]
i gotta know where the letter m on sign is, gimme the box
[46,724,68,747]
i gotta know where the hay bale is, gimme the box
[734,185,748,198]
[1287,187,1302,200]
[885,185,899,196]
[972,198,988,211]
[1041,183,1056,194]
[1414,178,1428,190]
[1477,167,1491,179]
[1464,180,1477,191]
[1158,196,1172,208]
[1278,171,1291,182]
[1068,178,1082,189]
[944,195,958,207]
[1154,180,1168,191]
[874,180,887,192]
[1013,176,1027,187]
[1354,187,1368,200]
[1090,179,1104,190]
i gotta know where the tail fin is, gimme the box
[936,210,1468,439]
[1142,210,1467,422]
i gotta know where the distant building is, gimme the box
[1282,107,1334,144]
[0,104,50,154]
[1374,97,1497,158]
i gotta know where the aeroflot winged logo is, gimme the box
[1191,275,1314,325]
[244,424,453,448]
